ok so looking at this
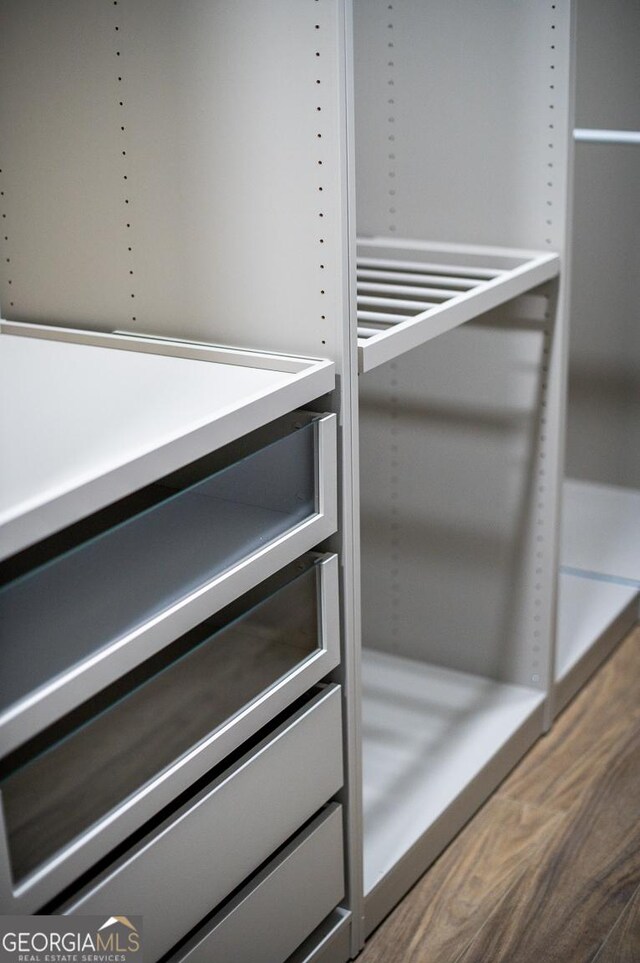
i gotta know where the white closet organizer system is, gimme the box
[352,0,573,937]
[0,3,357,962]
[1,2,634,962]
[555,0,639,714]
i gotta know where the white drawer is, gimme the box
[57,686,343,963]
[170,804,344,963]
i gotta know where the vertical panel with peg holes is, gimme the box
[0,1,345,362]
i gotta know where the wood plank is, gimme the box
[358,796,563,963]
[593,884,640,963]
[499,625,640,812]
[457,719,640,963]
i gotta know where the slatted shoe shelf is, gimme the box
[356,239,560,372]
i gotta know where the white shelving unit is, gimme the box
[555,0,639,716]
[2,2,635,961]
[352,0,574,936]
[0,2,357,957]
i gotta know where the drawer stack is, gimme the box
[62,688,344,963]
[0,330,346,962]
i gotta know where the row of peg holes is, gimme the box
[1,168,14,308]
[387,5,396,232]
[531,4,559,682]
[315,3,327,345]
[114,1,136,321]
[545,3,558,246]
[387,10,400,641]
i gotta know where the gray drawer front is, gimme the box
[62,686,342,963]
[172,804,344,963]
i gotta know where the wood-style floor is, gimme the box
[358,624,640,963]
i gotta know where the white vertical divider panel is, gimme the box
[534,0,577,723]
[336,3,364,953]
[354,0,575,699]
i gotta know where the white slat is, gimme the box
[357,281,458,301]
[356,268,480,290]
[356,295,436,312]
[357,256,503,280]
[356,311,411,325]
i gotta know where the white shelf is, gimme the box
[361,649,544,904]
[356,238,559,372]
[562,479,640,585]
[0,322,334,560]
[555,572,638,714]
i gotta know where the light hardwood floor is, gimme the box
[358,623,640,963]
